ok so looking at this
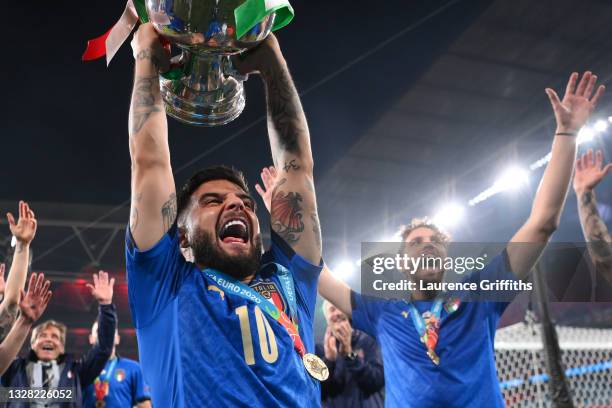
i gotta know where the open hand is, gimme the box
[573,149,611,194]
[546,71,605,134]
[232,34,281,76]
[254,166,278,213]
[19,273,52,324]
[7,201,37,245]
[86,271,115,305]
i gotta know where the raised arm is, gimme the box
[256,170,350,315]
[0,273,51,375]
[128,23,176,251]
[573,149,612,284]
[0,201,37,339]
[236,35,320,264]
[509,71,605,279]
[80,271,116,386]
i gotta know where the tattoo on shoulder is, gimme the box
[271,179,304,244]
[129,76,162,137]
[161,193,177,232]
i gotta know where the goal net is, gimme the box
[495,322,612,407]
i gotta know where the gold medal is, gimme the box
[427,349,440,365]
[302,353,329,381]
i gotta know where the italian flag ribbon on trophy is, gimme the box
[82,0,294,65]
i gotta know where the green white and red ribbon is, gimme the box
[82,0,294,65]
[235,0,294,39]
[82,0,146,65]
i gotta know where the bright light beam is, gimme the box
[577,127,595,145]
[469,166,529,206]
[594,120,608,133]
[494,167,529,192]
[432,203,465,229]
[470,117,609,206]
[332,260,355,281]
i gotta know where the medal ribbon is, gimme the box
[94,358,118,401]
[204,265,306,357]
[407,299,459,359]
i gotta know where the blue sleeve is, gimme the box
[464,249,517,317]
[125,223,190,328]
[78,304,117,387]
[131,362,152,404]
[269,230,323,321]
[350,291,387,339]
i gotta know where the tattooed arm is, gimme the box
[235,35,320,264]
[574,149,612,284]
[256,171,351,315]
[128,23,176,251]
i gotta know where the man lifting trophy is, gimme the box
[83,0,294,126]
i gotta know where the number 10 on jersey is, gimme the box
[235,305,279,365]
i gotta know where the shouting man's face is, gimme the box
[181,179,262,280]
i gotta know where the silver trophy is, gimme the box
[146,0,277,126]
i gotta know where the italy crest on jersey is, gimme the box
[115,369,126,382]
[250,280,287,314]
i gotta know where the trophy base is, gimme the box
[159,74,245,127]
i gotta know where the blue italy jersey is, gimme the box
[125,225,322,408]
[352,251,517,408]
[82,356,151,408]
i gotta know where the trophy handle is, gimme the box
[223,56,249,82]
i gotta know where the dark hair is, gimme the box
[177,165,250,221]
[399,217,451,243]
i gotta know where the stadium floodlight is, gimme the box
[529,152,552,171]
[469,166,530,206]
[577,126,594,145]
[494,166,529,192]
[594,119,608,133]
[332,260,355,281]
[608,116,612,123]
[432,203,465,229]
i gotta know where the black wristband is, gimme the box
[555,131,577,137]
